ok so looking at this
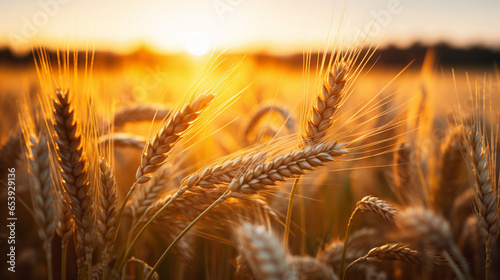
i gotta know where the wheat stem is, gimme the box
[112,191,181,279]
[284,178,300,247]
[61,242,68,280]
[442,250,466,280]
[338,207,358,280]
[145,192,230,280]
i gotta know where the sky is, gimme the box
[1,0,500,55]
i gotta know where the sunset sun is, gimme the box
[185,33,210,56]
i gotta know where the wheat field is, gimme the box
[1,10,500,280]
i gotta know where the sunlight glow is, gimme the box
[185,33,210,56]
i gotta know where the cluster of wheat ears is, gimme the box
[1,42,499,280]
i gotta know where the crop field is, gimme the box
[0,1,500,280]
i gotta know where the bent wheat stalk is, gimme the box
[285,62,351,247]
[144,140,348,280]
[113,93,215,276]
[343,243,420,279]
[338,196,397,280]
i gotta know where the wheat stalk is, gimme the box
[26,134,57,280]
[338,196,398,279]
[113,93,216,273]
[143,140,347,279]
[52,89,94,277]
[56,194,74,280]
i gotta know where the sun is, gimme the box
[185,33,210,56]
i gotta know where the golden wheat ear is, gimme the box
[303,62,351,144]
[52,89,95,271]
[135,93,215,185]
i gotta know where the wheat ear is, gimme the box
[52,90,94,277]
[434,125,466,218]
[113,94,215,275]
[126,167,172,225]
[397,207,469,277]
[465,126,499,279]
[98,133,146,150]
[0,133,21,183]
[291,256,337,280]
[26,134,57,280]
[317,228,379,273]
[284,62,351,248]
[228,141,348,193]
[118,93,215,221]
[303,62,350,143]
[97,158,118,278]
[179,151,267,192]
[343,243,420,278]
[134,93,215,185]
[234,223,295,280]
[113,104,170,129]
[338,196,397,279]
